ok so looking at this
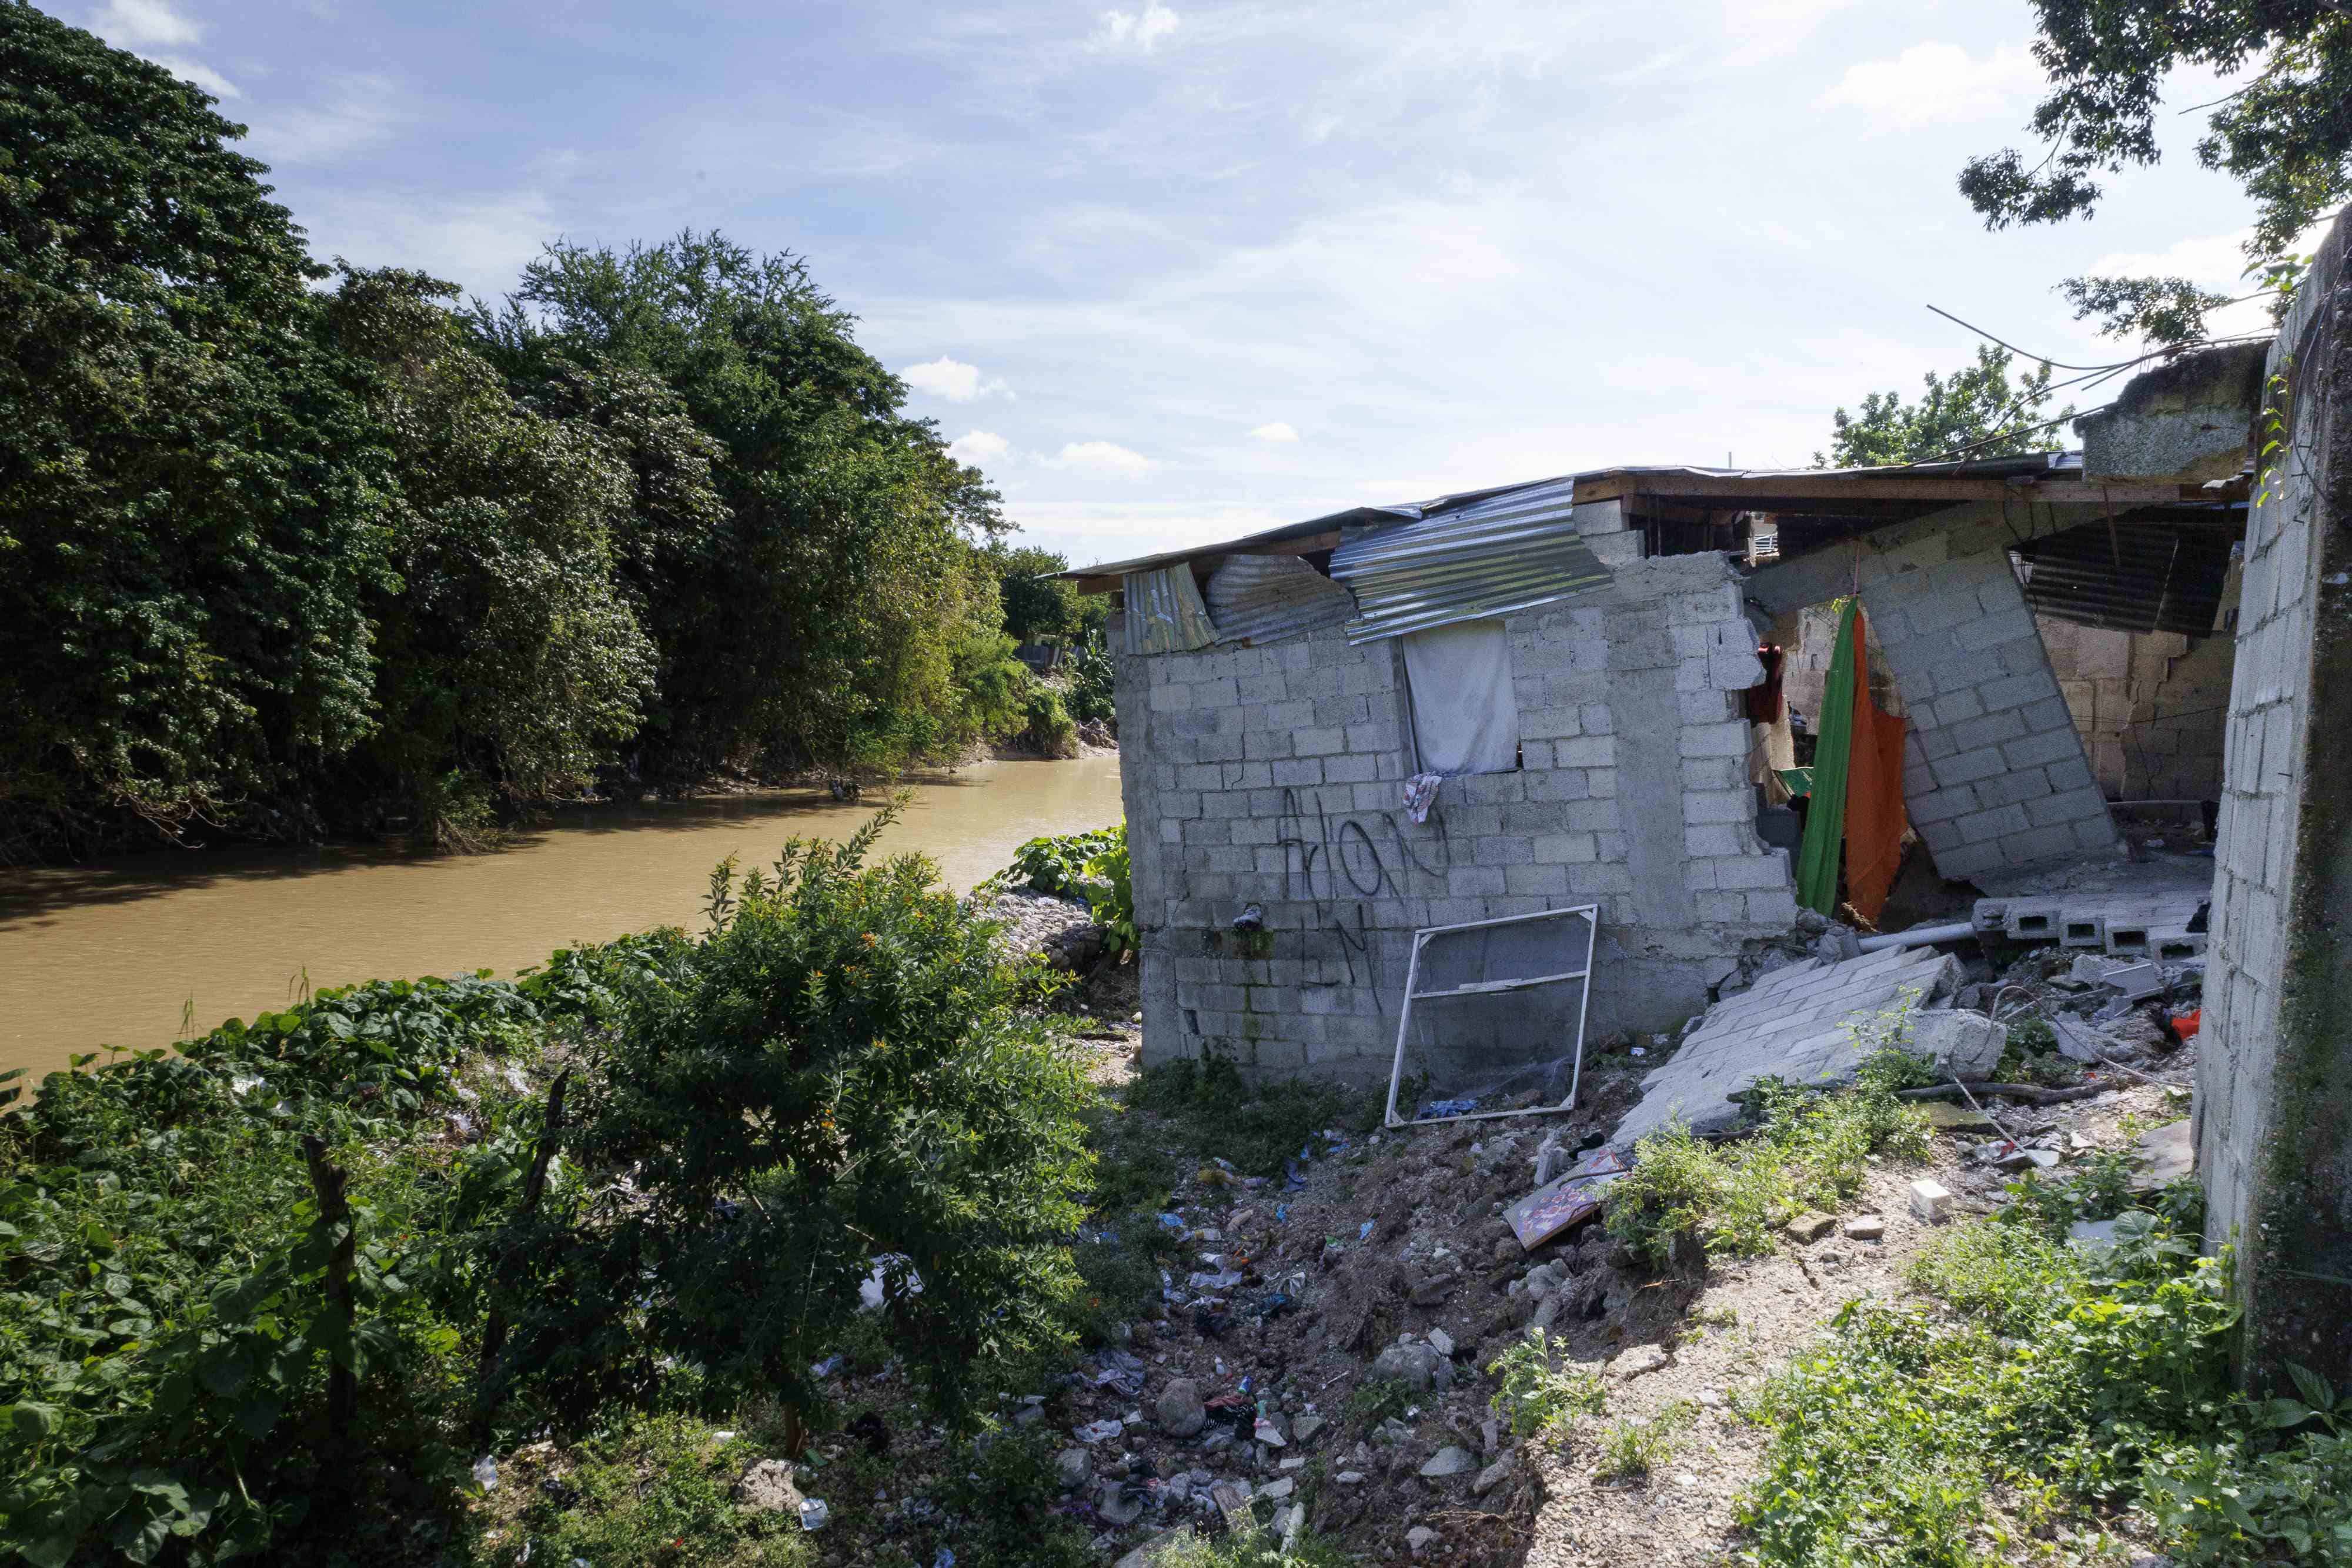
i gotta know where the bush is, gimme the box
[1080,832,1137,958]
[1017,684,1079,758]
[499,803,1094,1445]
[1001,825,1124,898]
[1067,632,1117,727]
[0,973,569,1564]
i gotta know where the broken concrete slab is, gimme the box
[1921,1101,1999,1134]
[2131,1118,2193,1192]
[1611,945,1961,1148]
[1909,1009,2006,1078]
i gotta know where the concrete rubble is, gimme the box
[1610,942,1963,1147]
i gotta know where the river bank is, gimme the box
[0,755,1124,1081]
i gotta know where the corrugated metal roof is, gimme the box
[2014,516,2240,636]
[1204,553,1356,646]
[1329,476,1609,643]
[1122,563,1219,654]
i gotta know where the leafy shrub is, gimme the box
[1080,832,1137,958]
[1067,632,1117,727]
[0,974,567,1564]
[1018,684,1079,758]
[2143,1366,2352,1566]
[1488,1331,1606,1436]
[1002,825,1124,898]
[497,804,1094,1445]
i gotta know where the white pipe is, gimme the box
[1855,920,1977,952]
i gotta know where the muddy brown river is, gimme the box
[0,755,1125,1081]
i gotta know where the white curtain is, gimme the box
[1401,620,1521,775]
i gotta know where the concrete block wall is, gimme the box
[1116,550,1797,1087]
[2195,203,2352,1388]
[1747,500,2123,880]
[2044,621,2234,802]
[1862,555,2120,879]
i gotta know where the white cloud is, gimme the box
[898,355,1011,402]
[91,0,202,47]
[947,430,1011,464]
[1091,2,1178,53]
[242,75,406,165]
[148,54,240,98]
[1250,422,1300,442]
[295,188,557,297]
[1053,440,1157,475]
[89,0,240,96]
[1722,0,1859,62]
[1816,43,2043,131]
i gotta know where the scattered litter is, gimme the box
[810,1355,844,1379]
[1417,1096,1482,1121]
[1505,1145,1628,1249]
[472,1455,499,1492]
[1187,1269,1245,1291]
[1074,1420,1125,1444]
[797,1497,828,1531]
[1358,1221,1375,1241]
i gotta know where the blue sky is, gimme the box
[83,0,2275,567]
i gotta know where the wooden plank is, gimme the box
[1580,473,2209,509]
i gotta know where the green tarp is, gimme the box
[1794,600,1858,917]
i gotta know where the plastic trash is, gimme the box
[797,1497,829,1530]
[1358,1220,1375,1241]
[809,1355,844,1379]
[472,1455,499,1491]
[1074,1419,1125,1443]
[933,1552,956,1568]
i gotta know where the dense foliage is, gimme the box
[1961,0,2350,345]
[0,807,1097,1565]
[1739,1216,2352,1566]
[0,5,1104,858]
[1817,345,2074,469]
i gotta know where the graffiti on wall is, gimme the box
[1272,787,1451,995]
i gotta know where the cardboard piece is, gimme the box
[1506,1146,1628,1249]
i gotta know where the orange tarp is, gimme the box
[1842,608,1909,924]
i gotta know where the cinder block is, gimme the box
[1980,670,2060,712]
[2002,898,2066,940]
[1683,790,1753,825]
[1930,745,2010,788]
[2003,729,2082,770]
[1957,803,2030,844]
[2008,823,2082,861]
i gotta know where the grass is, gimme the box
[1735,1213,2352,1566]
[1487,1331,1608,1437]
[1595,1400,1693,1482]
[1130,1054,1382,1178]
[1603,1048,1936,1266]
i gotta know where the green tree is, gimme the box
[1818,346,2075,468]
[0,2,394,845]
[990,543,1106,646]
[473,235,1016,776]
[1960,0,2351,344]
[322,268,658,842]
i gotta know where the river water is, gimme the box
[0,755,1125,1081]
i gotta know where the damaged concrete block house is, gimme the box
[1061,207,2352,1379]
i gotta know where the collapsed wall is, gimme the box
[1117,552,1798,1088]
